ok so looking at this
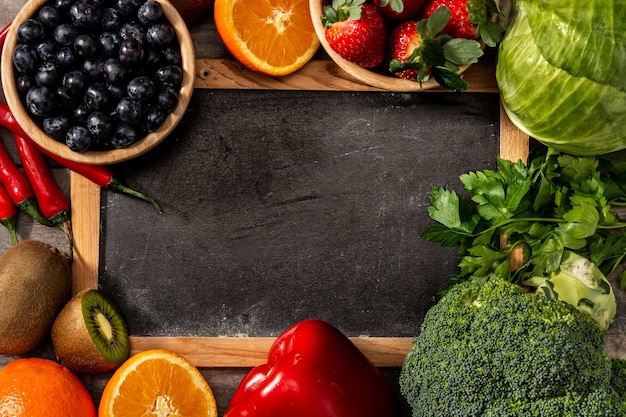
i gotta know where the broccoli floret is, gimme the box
[400,278,622,417]
[611,359,626,414]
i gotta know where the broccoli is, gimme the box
[400,278,625,417]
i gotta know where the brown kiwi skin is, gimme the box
[51,289,129,374]
[0,240,71,355]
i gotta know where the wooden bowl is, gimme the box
[1,0,195,164]
[309,0,472,92]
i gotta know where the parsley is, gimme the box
[423,147,626,290]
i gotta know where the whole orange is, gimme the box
[0,357,97,417]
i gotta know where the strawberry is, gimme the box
[385,21,422,80]
[321,0,386,69]
[387,6,484,91]
[419,0,504,47]
[373,0,426,21]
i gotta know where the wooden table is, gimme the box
[0,0,624,415]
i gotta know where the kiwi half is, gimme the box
[51,289,130,374]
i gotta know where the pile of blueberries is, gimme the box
[12,0,185,152]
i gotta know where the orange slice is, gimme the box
[98,349,218,417]
[213,0,320,76]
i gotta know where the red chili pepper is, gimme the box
[0,138,53,226]
[0,183,18,244]
[0,22,10,50]
[0,102,160,212]
[38,148,161,213]
[14,133,73,253]
[224,319,400,417]
[14,134,70,224]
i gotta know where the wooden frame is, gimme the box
[69,58,529,368]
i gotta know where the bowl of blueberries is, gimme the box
[1,0,195,164]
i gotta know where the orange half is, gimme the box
[98,349,218,417]
[214,0,320,76]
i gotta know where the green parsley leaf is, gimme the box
[422,148,626,292]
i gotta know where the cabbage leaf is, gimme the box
[496,0,626,156]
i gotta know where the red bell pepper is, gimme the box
[225,319,400,417]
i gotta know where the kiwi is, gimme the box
[0,240,71,355]
[51,289,130,374]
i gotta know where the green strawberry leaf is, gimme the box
[324,0,365,24]
[442,38,484,65]
[426,6,451,36]
[420,38,446,67]
[485,0,500,14]
[379,0,404,13]
[479,21,504,47]
[431,66,468,91]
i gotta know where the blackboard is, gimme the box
[99,89,500,338]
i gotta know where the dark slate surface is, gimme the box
[99,89,500,338]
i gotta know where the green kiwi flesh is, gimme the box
[51,289,130,374]
[0,240,71,354]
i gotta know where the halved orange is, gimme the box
[213,0,320,76]
[98,349,218,417]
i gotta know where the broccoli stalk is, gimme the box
[522,250,617,331]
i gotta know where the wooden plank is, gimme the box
[499,100,529,163]
[129,336,413,368]
[194,59,499,92]
[499,100,530,270]
[70,171,101,295]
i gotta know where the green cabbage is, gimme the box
[496,0,626,156]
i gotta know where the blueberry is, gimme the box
[63,70,87,95]
[99,32,120,56]
[53,23,79,46]
[118,37,143,65]
[115,96,143,123]
[118,21,145,43]
[73,102,91,124]
[12,44,38,74]
[102,58,128,84]
[26,85,57,117]
[106,82,125,101]
[43,115,73,140]
[140,104,165,132]
[83,57,104,79]
[146,21,174,47]
[36,39,59,62]
[17,19,45,44]
[161,46,181,65]
[127,76,155,101]
[101,7,123,31]
[72,33,98,58]
[54,0,73,12]
[35,61,60,86]
[70,0,102,28]
[142,45,161,66]
[38,6,63,28]
[56,46,77,68]
[66,125,93,152]
[56,86,77,108]
[84,82,110,110]
[155,85,178,112]
[86,111,112,139]
[109,123,137,148]
[115,0,143,17]
[16,74,34,94]
[137,0,162,25]
[154,64,183,87]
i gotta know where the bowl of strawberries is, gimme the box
[309,0,504,92]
